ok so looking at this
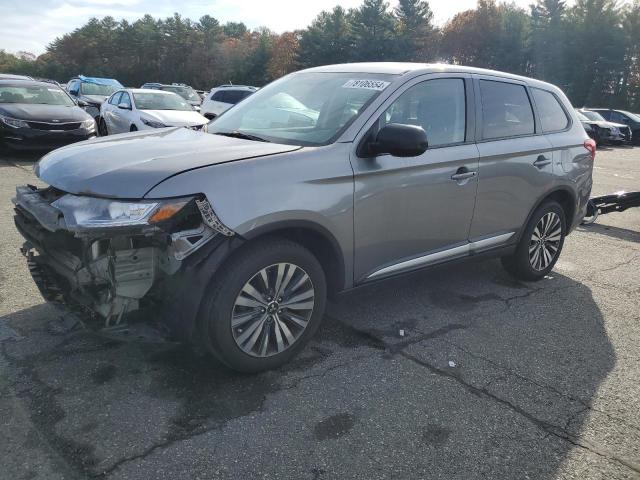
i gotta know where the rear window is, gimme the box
[211,90,228,102]
[532,88,569,132]
[225,90,253,104]
[480,80,535,139]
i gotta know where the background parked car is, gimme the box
[66,75,123,122]
[98,88,207,135]
[588,108,640,145]
[200,85,257,119]
[139,82,202,110]
[575,110,619,145]
[0,73,33,80]
[576,108,630,145]
[0,79,96,150]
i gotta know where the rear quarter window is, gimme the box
[531,88,569,132]
[479,80,535,140]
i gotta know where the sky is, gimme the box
[3,0,548,55]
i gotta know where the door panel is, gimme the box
[470,136,553,239]
[352,75,478,281]
[352,144,480,280]
[469,76,553,240]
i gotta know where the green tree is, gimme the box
[223,22,248,39]
[440,0,501,67]
[564,0,626,106]
[350,0,397,61]
[530,1,567,84]
[297,6,353,67]
[394,0,438,61]
[621,1,640,109]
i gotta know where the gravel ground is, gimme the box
[0,145,639,480]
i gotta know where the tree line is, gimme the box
[1,0,640,110]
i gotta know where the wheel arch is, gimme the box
[241,220,347,296]
[518,187,577,242]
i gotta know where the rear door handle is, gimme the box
[451,167,477,181]
[533,155,552,168]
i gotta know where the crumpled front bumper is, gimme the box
[12,184,239,340]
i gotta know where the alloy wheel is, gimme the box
[231,263,315,357]
[529,212,562,271]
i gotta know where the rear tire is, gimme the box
[501,201,566,281]
[198,237,327,372]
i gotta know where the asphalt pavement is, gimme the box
[0,145,639,479]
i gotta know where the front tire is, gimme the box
[501,201,566,281]
[199,237,327,372]
[98,117,108,136]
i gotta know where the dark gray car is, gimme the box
[13,63,594,372]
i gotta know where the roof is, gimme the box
[142,83,194,88]
[299,62,556,90]
[211,85,258,90]
[124,88,176,94]
[0,73,33,80]
[76,75,123,87]
[0,79,64,88]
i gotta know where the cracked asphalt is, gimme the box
[1,146,639,480]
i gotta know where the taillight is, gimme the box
[584,138,596,160]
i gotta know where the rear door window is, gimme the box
[610,111,627,123]
[479,80,535,139]
[380,78,466,147]
[597,110,612,120]
[531,88,569,132]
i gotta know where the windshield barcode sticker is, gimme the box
[342,79,390,91]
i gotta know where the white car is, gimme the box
[98,88,208,135]
[200,85,257,119]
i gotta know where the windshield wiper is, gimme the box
[214,131,270,142]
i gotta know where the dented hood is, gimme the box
[35,127,301,199]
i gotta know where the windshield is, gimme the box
[163,86,200,102]
[133,92,193,111]
[80,82,119,96]
[580,110,605,121]
[207,72,396,146]
[0,84,75,106]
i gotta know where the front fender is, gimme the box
[145,143,356,288]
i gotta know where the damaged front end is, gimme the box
[13,184,234,331]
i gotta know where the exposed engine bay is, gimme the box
[13,184,232,328]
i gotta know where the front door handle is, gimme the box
[533,155,552,168]
[451,167,477,181]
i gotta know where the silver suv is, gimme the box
[13,63,594,372]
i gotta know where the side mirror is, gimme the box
[77,99,88,107]
[370,123,428,157]
[117,103,131,110]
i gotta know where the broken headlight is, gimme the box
[51,194,191,230]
